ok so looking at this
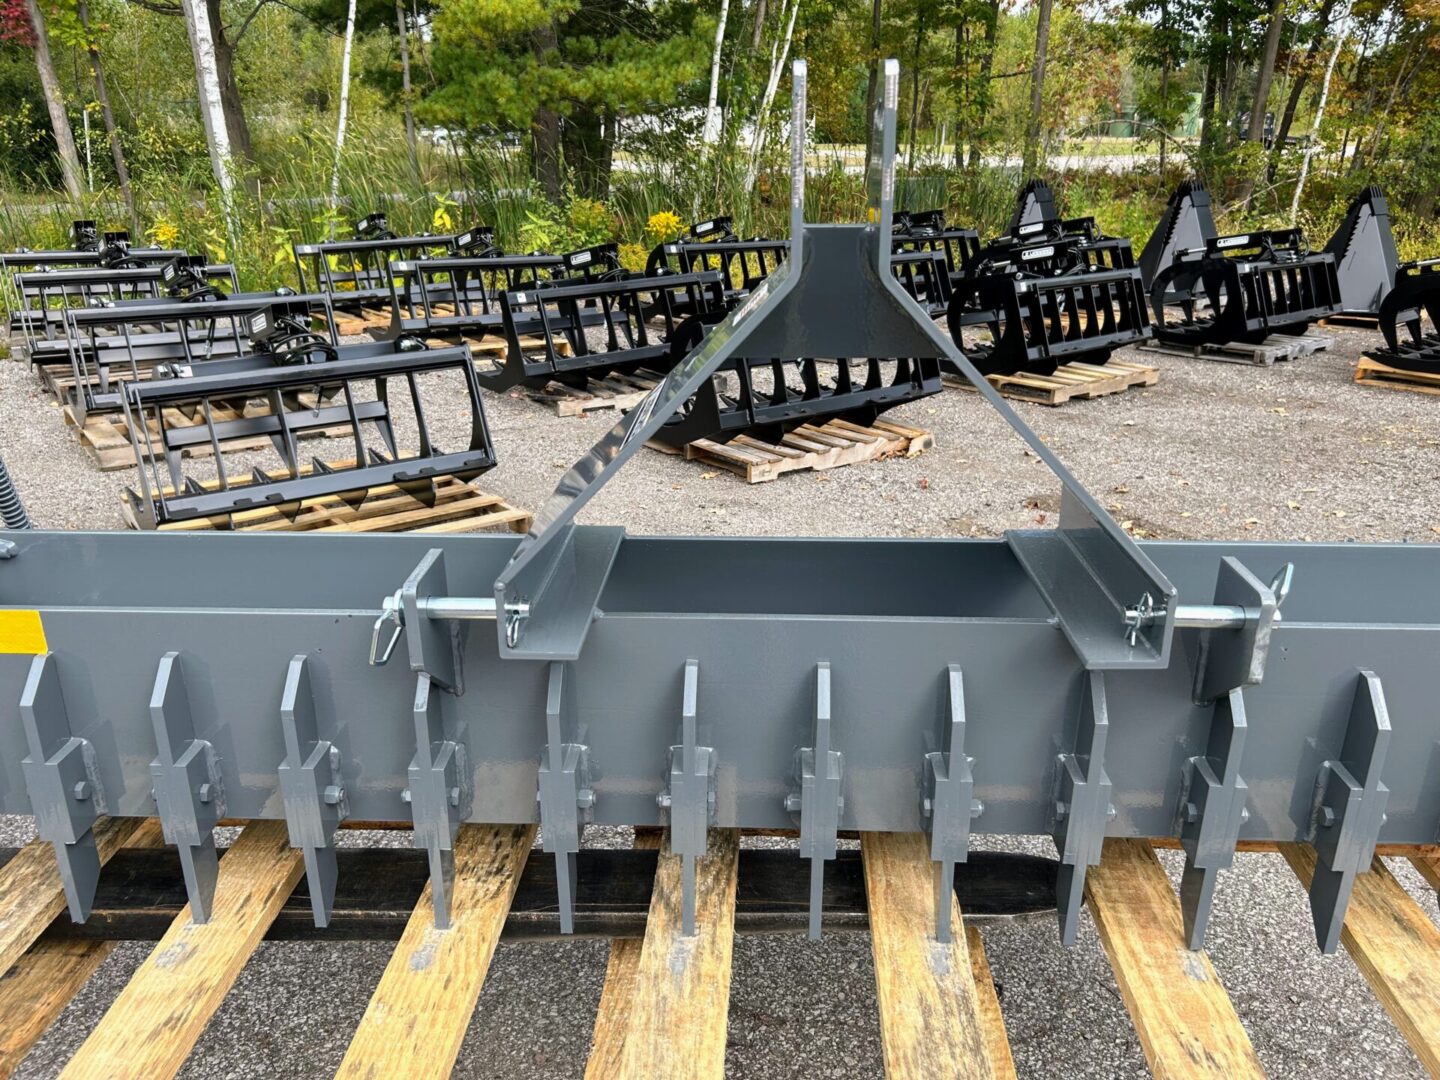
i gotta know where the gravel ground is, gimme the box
[2,323,1439,1079]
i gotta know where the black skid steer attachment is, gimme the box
[892,209,981,281]
[1364,258,1440,374]
[946,227,1152,376]
[292,222,455,310]
[122,338,495,529]
[1138,180,1218,298]
[384,253,564,343]
[1149,229,1340,347]
[645,217,789,300]
[1324,186,1401,316]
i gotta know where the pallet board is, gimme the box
[1139,331,1334,367]
[1321,313,1380,329]
[122,465,533,534]
[524,369,661,417]
[1354,356,1440,396]
[649,417,933,483]
[946,359,1158,405]
[336,824,536,1080]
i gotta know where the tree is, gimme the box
[23,0,85,198]
[330,0,357,213]
[702,0,731,143]
[1024,0,1054,173]
[395,0,416,165]
[1236,0,1286,205]
[423,0,710,199]
[951,0,1000,167]
[180,0,236,207]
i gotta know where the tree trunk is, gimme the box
[563,105,607,199]
[967,0,999,169]
[703,0,731,143]
[24,0,84,201]
[863,0,882,158]
[396,0,418,167]
[77,2,137,231]
[745,0,798,190]
[907,8,924,166]
[1237,0,1286,205]
[1268,0,1336,181]
[529,21,562,202]
[205,0,254,167]
[329,0,358,215]
[1024,0,1054,173]
[1291,5,1349,224]
[750,0,766,51]
[180,0,235,220]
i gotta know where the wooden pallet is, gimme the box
[1321,312,1380,330]
[1139,331,1334,367]
[60,396,345,472]
[524,369,661,417]
[648,417,933,483]
[3,824,1439,1079]
[1353,356,1440,396]
[326,305,394,336]
[121,465,532,534]
[946,359,1159,406]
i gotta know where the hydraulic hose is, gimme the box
[0,454,32,529]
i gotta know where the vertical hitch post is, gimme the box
[788,662,844,941]
[657,659,716,936]
[149,651,224,924]
[1050,671,1113,946]
[19,654,105,922]
[1308,670,1391,954]
[278,655,346,928]
[921,665,982,943]
[538,661,592,934]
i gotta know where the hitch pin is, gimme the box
[1123,564,1293,647]
[368,591,532,665]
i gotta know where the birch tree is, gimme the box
[744,0,799,191]
[702,0,731,144]
[180,0,235,209]
[1291,3,1351,223]
[396,0,418,166]
[330,0,358,213]
[24,0,84,200]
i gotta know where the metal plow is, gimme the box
[1149,227,1341,346]
[121,338,495,529]
[3,61,1440,1080]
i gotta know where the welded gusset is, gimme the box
[1323,186,1400,315]
[1177,688,1249,950]
[538,662,593,934]
[921,664,982,943]
[407,673,467,928]
[19,654,104,922]
[658,659,716,936]
[384,254,563,342]
[278,655,347,928]
[121,343,496,529]
[1149,230,1341,347]
[1308,671,1391,954]
[788,662,844,941]
[1365,259,1440,374]
[149,652,223,924]
[11,264,239,346]
[478,271,727,392]
[1050,671,1113,946]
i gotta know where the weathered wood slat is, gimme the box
[615,827,741,1079]
[1282,844,1440,1075]
[1088,839,1264,1079]
[0,820,165,1078]
[966,926,1018,1080]
[0,816,146,980]
[862,831,998,1078]
[58,820,303,1080]
[335,823,537,1080]
[1412,853,1440,893]
[584,829,664,1080]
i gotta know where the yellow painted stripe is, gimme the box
[0,610,47,655]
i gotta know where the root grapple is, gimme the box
[1324,186,1401,316]
[1364,258,1440,373]
[384,253,564,342]
[892,209,981,280]
[645,217,789,300]
[947,226,1152,376]
[121,337,495,528]
[478,264,727,392]
[1149,228,1341,346]
[292,220,468,310]
[1138,179,1218,299]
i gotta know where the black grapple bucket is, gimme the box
[646,217,789,307]
[384,254,564,343]
[1150,230,1340,347]
[1324,186,1401,316]
[122,339,495,529]
[1364,259,1440,374]
[946,232,1152,376]
[1138,180,1218,298]
[892,209,981,281]
[478,269,728,392]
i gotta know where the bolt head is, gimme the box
[577,788,596,810]
[1054,800,1069,820]
[1185,802,1199,823]
[72,781,92,802]
[449,786,461,807]
[655,793,672,809]
[323,785,344,806]
[1239,807,1250,823]
[969,798,985,818]
[784,793,803,814]
[920,797,933,817]
[1320,806,1337,828]
[401,789,413,804]
[198,782,214,804]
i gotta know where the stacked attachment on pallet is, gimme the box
[945,226,1152,376]
[478,251,727,392]
[892,209,981,281]
[1138,179,1217,297]
[645,217,789,302]
[9,263,239,348]
[0,220,183,276]
[1148,227,1341,346]
[384,252,564,342]
[1363,258,1440,373]
[122,334,495,528]
[292,218,458,310]
[1323,186,1401,316]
